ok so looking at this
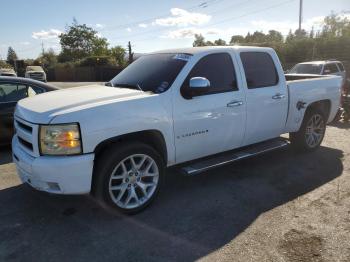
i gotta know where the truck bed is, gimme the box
[285,74,328,81]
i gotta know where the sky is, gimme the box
[0,0,349,59]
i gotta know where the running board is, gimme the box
[181,138,289,176]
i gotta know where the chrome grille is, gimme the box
[29,72,45,80]
[14,117,40,157]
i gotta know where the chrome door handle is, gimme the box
[227,101,243,107]
[272,93,285,100]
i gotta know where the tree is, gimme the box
[109,46,126,66]
[246,31,267,43]
[193,34,206,47]
[286,29,295,42]
[0,60,12,69]
[59,20,109,61]
[294,29,308,38]
[321,12,350,37]
[38,48,58,68]
[6,47,18,67]
[214,38,226,46]
[230,35,245,44]
[266,30,283,42]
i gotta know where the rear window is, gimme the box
[289,64,322,74]
[337,62,345,72]
[324,63,339,74]
[240,52,279,89]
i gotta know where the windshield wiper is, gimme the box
[113,83,143,91]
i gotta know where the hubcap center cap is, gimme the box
[127,171,139,183]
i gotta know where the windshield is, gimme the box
[110,53,190,93]
[26,66,44,72]
[289,64,322,74]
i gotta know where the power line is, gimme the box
[206,0,296,27]
[101,0,224,32]
[121,0,297,43]
[107,0,255,42]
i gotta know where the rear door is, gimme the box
[237,51,288,146]
[0,82,28,144]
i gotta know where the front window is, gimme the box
[110,53,190,94]
[0,83,27,103]
[289,64,322,75]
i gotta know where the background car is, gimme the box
[0,77,58,145]
[25,66,47,82]
[0,68,17,77]
[288,60,347,86]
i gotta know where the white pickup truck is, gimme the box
[12,46,342,213]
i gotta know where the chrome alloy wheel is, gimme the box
[108,154,159,209]
[305,114,325,148]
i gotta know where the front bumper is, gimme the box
[12,135,94,194]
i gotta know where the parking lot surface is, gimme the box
[0,123,350,262]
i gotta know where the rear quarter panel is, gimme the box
[284,75,342,133]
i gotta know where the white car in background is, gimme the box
[0,68,17,77]
[25,66,47,82]
[288,60,346,86]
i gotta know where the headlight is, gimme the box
[39,124,82,155]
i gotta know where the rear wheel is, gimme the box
[290,109,326,152]
[94,143,164,214]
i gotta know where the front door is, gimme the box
[173,52,246,163]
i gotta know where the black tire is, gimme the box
[290,108,326,152]
[93,142,164,214]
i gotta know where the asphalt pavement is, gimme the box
[0,123,350,261]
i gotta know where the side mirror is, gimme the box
[182,77,210,99]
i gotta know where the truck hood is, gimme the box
[16,85,147,123]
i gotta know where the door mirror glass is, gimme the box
[187,77,211,98]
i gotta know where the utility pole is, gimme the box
[298,0,303,32]
[128,41,134,64]
[41,41,45,56]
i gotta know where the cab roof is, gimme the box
[150,46,274,55]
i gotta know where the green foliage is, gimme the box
[214,38,226,46]
[79,56,114,66]
[193,12,350,70]
[193,34,206,47]
[0,60,13,69]
[36,48,58,69]
[6,47,18,66]
[230,35,245,44]
[59,20,109,62]
[109,46,126,66]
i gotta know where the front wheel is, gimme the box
[94,143,164,214]
[290,109,326,152]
